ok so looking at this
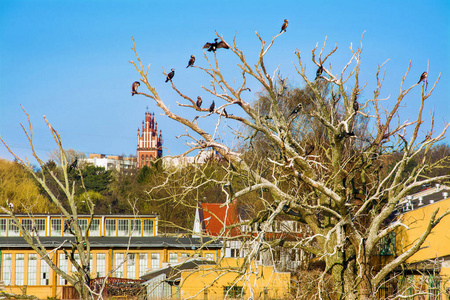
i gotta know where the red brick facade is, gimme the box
[137,112,162,168]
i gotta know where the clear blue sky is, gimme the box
[1,0,449,162]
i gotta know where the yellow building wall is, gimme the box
[396,198,450,263]
[180,258,291,300]
[1,247,220,299]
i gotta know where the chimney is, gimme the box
[418,196,423,206]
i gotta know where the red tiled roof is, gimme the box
[200,202,240,237]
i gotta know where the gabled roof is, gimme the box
[199,202,240,237]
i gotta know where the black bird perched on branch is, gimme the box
[289,104,303,117]
[280,19,289,33]
[196,96,202,108]
[69,158,78,172]
[209,100,215,113]
[315,65,323,80]
[165,69,175,83]
[353,101,359,112]
[131,81,140,96]
[186,55,195,68]
[203,38,229,52]
[418,71,427,84]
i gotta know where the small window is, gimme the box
[59,253,68,285]
[96,253,106,278]
[51,219,62,236]
[0,218,6,236]
[130,219,141,237]
[105,219,116,236]
[35,219,46,236]
[118,219,129,236]
[139,254,147,276]
[8,219,20,236]
[22,219,33,232]
[78,219,88,234]
[15,254,25,285]
[28,254,37,285]
[151,253,160,269]
[2,254,12,285]
[143,220,154,236]
[169,253,178,263]
[90,219,101,236]
[224,286,244,298]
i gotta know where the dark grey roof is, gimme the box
[0,236,222,249]
[141,258,216,281]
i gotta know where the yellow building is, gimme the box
[0,214,222,299]
[377,185,450,299]
[179,258,291,300]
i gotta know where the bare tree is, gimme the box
[0,107,95,299]
[130,28,449,299]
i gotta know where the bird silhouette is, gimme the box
[289,104,302,117]
[131,81,140,96]
[315,65,323,80]
[223,108,228,118]
[165,69,175,83]
[209,101,215,113]
[280,19,289,33]
[69,158,78,172]
[353,101,359,112]
[305,144,315,156]
[203,38,229,52]
[186,55,195,68]
[196,96,202,108]
[418,71,427,84]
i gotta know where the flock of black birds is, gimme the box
[131,19,428,124]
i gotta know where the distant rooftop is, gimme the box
[398,184,450,213]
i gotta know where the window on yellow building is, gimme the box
[205,253,214,261]
[139,254,147,276]
[115,253,124,278]
[224,286,244,298]
[78,219,88,235]
[151,253,160,269]
[90,219,101,236]
[169,253,178,263]
[15,254,24,285]
[105,219,116,236]
[0,218,6,236]
[118,220,129,236]
[8,219,19,236]
[131,219,141,237]
[22,219,33,232]
[35,219,46,236]
[127,254,136,279]
[96,253,106,278]
[143,220,154,236]
[59,254,68,285]
[71,253,80,273]
[2,254,12,285]
[41,261,50,285]
[28,254,37,285]
[51,219,62,236]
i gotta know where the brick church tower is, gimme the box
[137,111,163,168]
